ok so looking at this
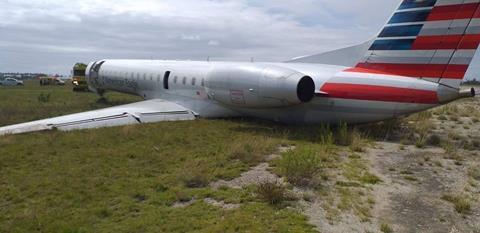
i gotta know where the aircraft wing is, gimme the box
[0,99,196,136]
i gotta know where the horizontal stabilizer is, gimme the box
[287,40,374,67]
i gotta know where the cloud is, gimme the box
[0,0,477,80]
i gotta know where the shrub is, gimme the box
[442,194,472,214]
[229,137,276,165]
[412,111,433,121]
[415,135,427,148]
[427,134,442,146]
[360,173,382,185]
[317,124,334,145]
[438,115,448,121]
[256,181,287,205]
[172,188,192,203]
[450,115,460,122]
[278,147,325,187]
[442,141,457,155]
[360,119,401,140]
[380,223,393,233]
[180,164,210,188]
[335,122,352,146]
[469,167,480,181]
[133,193,148,202]
[349,130,366,152]
[182,172,209,188]
[404,176,418,182]
[37,93,51,103]
[472,140,480,149]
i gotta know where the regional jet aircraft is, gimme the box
[0,0,478,135]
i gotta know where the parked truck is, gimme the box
[39,76,66,86]
[72,63,88,92]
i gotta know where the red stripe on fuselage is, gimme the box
[352,63,468,79]
[427,3,480,21]
[412,34,480,50]
[320,83,438,104]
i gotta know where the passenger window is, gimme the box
[182,77,187,85]
[143,73,146,80]
[150,74,153,81]
[191,77,196,86]
[201,78,205,87]
[174,76,178,84]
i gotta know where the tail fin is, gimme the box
[352,0,480,89]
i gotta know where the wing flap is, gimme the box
[0,99,196,136]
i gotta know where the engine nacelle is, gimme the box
[205,64,315,108]
[85,60,106,95]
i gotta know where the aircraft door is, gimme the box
[163,71,171,90]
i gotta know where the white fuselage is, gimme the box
[86,59,447,124]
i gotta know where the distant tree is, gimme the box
[463,78,480,85]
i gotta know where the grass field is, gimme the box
[0,81,141,127]
[3,81,477,232]
[0,81,319,233]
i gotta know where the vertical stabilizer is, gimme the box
[352,0,480,89]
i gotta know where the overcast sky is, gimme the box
[0,0,478,79]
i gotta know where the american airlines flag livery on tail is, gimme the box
[355,0,480,89]
[0,0,477,135]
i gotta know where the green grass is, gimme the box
[275,146,329,188]
[0,82,317,233]
[342,155,382,186]
[0,81,141,126]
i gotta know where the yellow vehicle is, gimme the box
[72,63,88,92]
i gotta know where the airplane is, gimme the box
[0,0,478,136]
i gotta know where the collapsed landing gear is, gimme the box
[96,97,108,104]
[96,89,108,104]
